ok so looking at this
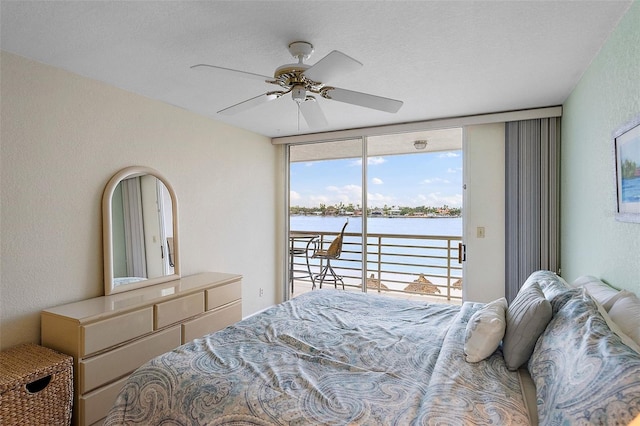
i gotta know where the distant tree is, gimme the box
[293,203,461,217]
[622,159,638,179]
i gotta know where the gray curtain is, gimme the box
[122,177,147,278]
[505,118,560,301]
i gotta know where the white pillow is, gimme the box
[573,275,626,311]
[594,298,640,354]
[609,293,640,348]
[464,298,507,363]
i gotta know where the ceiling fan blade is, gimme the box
[299,97,328,129]
[324,87,403,113]
[217,93,279,115]
[303,50,362,83]
[191,64,272,82]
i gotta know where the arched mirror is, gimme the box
[103,166,180,295]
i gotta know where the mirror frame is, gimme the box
[103,166,180,295]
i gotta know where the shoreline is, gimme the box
[290,214,462,219]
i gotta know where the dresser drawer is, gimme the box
[80,375,129,426]
[182,300,242,344]
[80,326,180,394]
[155,292,204,329]
[82,307,153,356]
[206,281,241,310]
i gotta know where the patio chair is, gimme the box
[311,220,348,289]
[289,233,317,293]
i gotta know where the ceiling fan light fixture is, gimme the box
[292,86,306,103]
[414,139,428,150]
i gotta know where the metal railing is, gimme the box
[290,230,463,302]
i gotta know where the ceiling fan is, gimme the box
[191,41,403,130]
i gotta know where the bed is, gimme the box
[105,271,640,425]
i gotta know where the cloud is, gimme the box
[309,195,331,204]
[371,177,384,185]
[416,192,463,207]
[367,192,395,204]
[423,177,451,184]
[447,168,458,174]
[327,184,360,193]
[439,152,460,158]
[342,185,363,199]
[319,184,363,205]
[351,157,386,166]
[290,190,300,201]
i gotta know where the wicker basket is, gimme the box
[0,343,73,425]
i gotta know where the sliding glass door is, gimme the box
[288,129,463,303]
[365,130,463,300]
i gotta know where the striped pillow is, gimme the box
[502,282,552,370]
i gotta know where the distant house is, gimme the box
[325,206,338,216]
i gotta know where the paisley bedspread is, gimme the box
[105,290,530,425]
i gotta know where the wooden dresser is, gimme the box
[41,272,242,426]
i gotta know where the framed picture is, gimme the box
[614,115,640,223]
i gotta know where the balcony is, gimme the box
[290,230,463,304]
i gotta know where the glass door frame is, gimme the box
[284,136,368,300]
[284,129,464,301]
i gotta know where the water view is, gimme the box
[622,176,640,203]
[290,215,463,301]
[289,134,464,301]
[291,214,462,235]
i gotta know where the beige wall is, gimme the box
[560,2,640,293]
[0,52,282,350]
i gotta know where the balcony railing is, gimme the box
[290,230,463,302]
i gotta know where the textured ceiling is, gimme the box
[0,1,632,138]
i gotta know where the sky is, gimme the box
[620,129,640,165]
[290,150,463,209]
